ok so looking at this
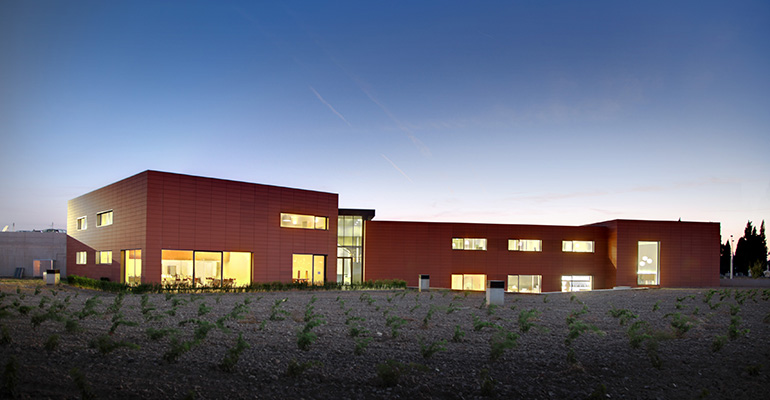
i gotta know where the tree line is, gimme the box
[720,220,768,277]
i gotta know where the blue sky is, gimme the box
[1,0,768,244]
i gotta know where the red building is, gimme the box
[67,171,720,291]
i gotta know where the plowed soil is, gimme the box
[1,280,768,399]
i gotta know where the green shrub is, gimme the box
[354,337,371,355]
[473,315,496,332]
[219,333,250,372]
[349,325,368,337]
[197,302,212,316]
[665,313,693,337]
[452,325,466,343]
[423,305,437,327]
[44,334,60,353]
[0,325,11,345]
[711,335,728,352]
[608,305,638,325]
[163,336,192,363]
[2,356,19,398]
[518,309,540,333]
[376,360,406,387]
[419,338,447,359]
[109,312,138,334]
[146,327,179,341]
[89,334,140,355]
[69,367,95,400]
[286,359,320,377]
[386,315,407,338]
[269,298,289,321]
[479,368,495,396]
[297,330,317,351]
[490,328,519,361]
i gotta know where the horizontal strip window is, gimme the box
[507,275,542,293]
[76,251,87,265]
[280,213,328,230]
[96,210,113,227]
[562,240,594,253]
[451,274,486,291]
[97,251,112,264]
[561,275,593,292]
[508,239,542,252]
[452,238,487,251]
[77,216,87,231]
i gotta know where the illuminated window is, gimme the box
[507,275,542,293]
[97,251,112,264]
[562,240,594,253]
[280,213,328,230]
[561,275,593,292]
[124,250,141,285]
[76,252,87,265]
[292,254,326,285]
[508,239,542,252]
[77,216,87,230]
[451,238,487,251]
[638,241,660,285]
[96,210,113,227]
[161,250,252,287]
[450,274,486,291]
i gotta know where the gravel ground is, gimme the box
[1,280,769,399]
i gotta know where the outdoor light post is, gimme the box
[730,235,734,279]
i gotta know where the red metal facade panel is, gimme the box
[364,221,613,292]
[593,220,720,288]
[67,172,149,282]
[67,171,338,284]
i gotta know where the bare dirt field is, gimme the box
[1,280,769,399]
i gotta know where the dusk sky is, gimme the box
[1,1,768,244]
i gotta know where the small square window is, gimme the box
[97,251,112,264]
[76,251,87,265]
[77,216,87,230]
[96,210,113,227]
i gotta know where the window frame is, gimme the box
[280,213,329,230]
[76,216,87,231]
[96,250,112,265]
[451,238,487,251]
[562,240,595,253]
[96,210,113,227]
[508,239,542,252]
[76,251,87,265]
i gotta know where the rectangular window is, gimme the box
[77,216,87,230]
[76,251,87,265]
[562,240,594,253]
[124,249,142,285]
[451,238,487,251]
[450,274,486,291]
[507,275,542,293]
[97,251,112,264]
[280,213,328,230]
[292,254,326,285]
[638,241,660,285]
[96,210,113,227]
[561,275,593,292]
[508,239,542,252]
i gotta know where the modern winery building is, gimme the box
[67,171,720,292]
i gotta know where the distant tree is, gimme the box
[734,220,769,278]
[720,240,732,276]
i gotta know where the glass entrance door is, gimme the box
[123,249,142,285]
[337,257,352,285]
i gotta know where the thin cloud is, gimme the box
[357,81,432,157]
[381,154,413,183]
[507,177,739,203]
[309,86,351,127]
